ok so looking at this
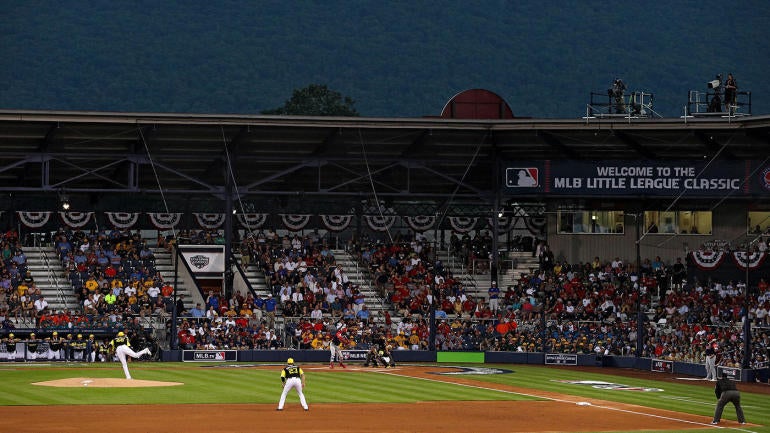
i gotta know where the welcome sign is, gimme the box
[505,160,770,197]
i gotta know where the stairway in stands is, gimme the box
[150,248,196,310]
[25,247,79,313]
[232,252,272,298]
[331,249,387,321]
[434,250,481,298]
[497,251,540,289]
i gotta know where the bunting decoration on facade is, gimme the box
[281,214,311,231]
[524,215,548,236]
[194,213,226,229]
[148,212,183,229]
[105,212,140,229]
[59,211,93,228]
[448,216,478,233]
[320,214,353,232]
[486,216,516,232]
[236,213,268,229]
[404,215,436,232]
[364,215,396,232]
[17,211,52,228]
[689,250,726,270]
[732,250,767,271]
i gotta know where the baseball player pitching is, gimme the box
[277,358,308,411]
[329,325,348,369]
[110,331,151,380]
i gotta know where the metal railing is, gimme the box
[37,244,70,310]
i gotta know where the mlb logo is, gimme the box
[506,168,539,187]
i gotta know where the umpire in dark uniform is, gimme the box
[712,371,746,425]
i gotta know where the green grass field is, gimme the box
[1,362,768,433]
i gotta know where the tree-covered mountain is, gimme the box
[1,1,768,118]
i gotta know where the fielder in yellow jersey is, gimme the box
[277,358,308,411]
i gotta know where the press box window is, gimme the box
[644,210,712,235]
[748,211,770,234]
[557,211,624,234]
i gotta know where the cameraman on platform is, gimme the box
[609,78,626,114]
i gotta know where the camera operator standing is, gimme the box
[724,73,737,113]
[609,79,626,114]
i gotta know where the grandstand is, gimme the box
[0,106,769,381]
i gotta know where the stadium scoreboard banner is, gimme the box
[183,350,238,362]
[505,160,770,197]
[545,353,577,365]
[651,359,673,373]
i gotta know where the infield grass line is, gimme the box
[376,370,758,433]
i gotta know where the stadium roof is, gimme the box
[1,110,769,212]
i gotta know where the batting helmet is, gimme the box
[117,331,125,337]
[8,333,13,338]
[287,358,294,364]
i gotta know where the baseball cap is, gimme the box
[287,358,294,364]
[117,331,125,337]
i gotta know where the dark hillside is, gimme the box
[1,0,767,117]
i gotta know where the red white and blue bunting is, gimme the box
[148,212,182,229]
[320,214,353,232]
[732,251,767,271]
[404,215,436,232]
[194,213,226,229]
[281,214,311,231]
[236,213,268,229]
[365,215,396,232]
[690,250,727,270]
[448,216,478,233]
[524,215,548,235]
[17,211,52,228]
[486,216,516,232]
[105,212,140,229]
[59,211,93,228]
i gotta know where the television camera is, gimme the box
[707,74,722,90]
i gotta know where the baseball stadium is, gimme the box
[1,88,770,433]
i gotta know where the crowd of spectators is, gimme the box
[349,231,770,373]
[0,228,31,327]
[53,227,179,326]
[171,229,389,351]
[3,224,769,377]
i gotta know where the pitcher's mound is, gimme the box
[33,377,183,388]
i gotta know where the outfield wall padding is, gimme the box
[157,350,762,382]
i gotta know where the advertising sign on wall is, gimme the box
[545,353,578,365]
